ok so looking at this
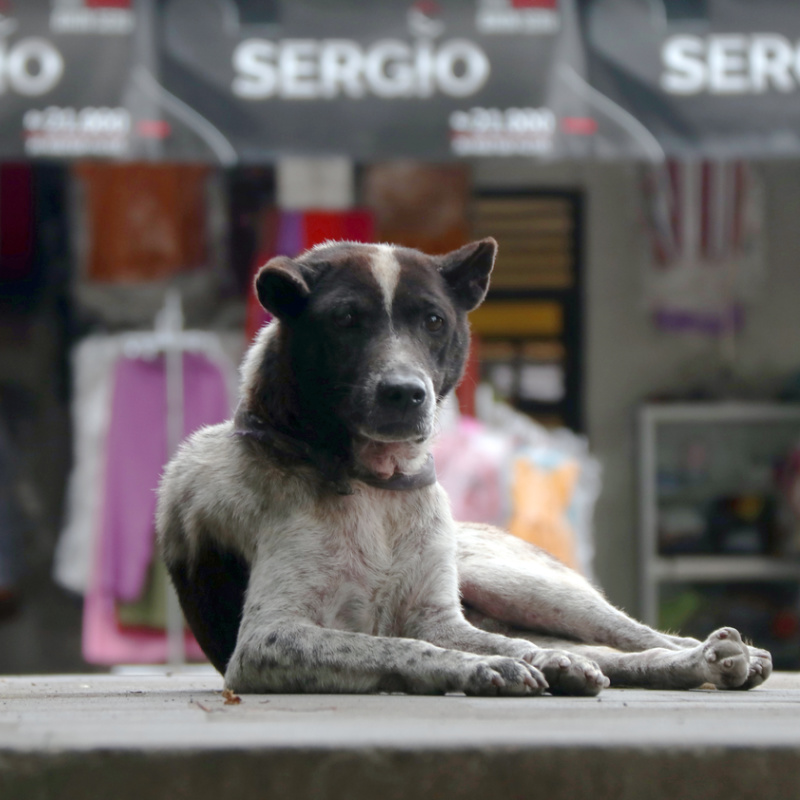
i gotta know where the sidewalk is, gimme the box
[2,671,799,799]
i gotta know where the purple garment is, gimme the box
[276,211,303,256]
[100,352,230,602]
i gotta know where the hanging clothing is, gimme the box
[642,159,764,335]
[54,337,125,595]
[99,353,230,603]
[81,349,231,665]
[54,333,240,597]
[53,328,238,664]
[434,415,512,527]
[0,164,34,285]
[73,163,211,283]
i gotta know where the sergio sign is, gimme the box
[148,0,568,163]
[230,37,491,100]
[661,34,800,96]
[580,0,800,158]
[0,0,135,158]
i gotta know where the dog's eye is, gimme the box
[425,314,444,332]
[332,309,357,328]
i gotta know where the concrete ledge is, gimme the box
[2,672,799,799]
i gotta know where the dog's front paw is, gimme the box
[460,655,548,697]
[526,650,609,696]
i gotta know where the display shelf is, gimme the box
[652,555,800,583]
[638,402,800,629]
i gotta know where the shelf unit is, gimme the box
[638,402,800,628]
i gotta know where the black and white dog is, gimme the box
[156,238,771,695]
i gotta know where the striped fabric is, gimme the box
[643,159,763,335]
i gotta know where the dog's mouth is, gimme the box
[353,435,431,481]
[359,421,429,444]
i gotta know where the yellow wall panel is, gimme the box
[469,301,563,337]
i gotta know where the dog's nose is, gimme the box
[376,377,427,411]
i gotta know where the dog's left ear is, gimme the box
[438,238,497,311]
[254,256,310,320]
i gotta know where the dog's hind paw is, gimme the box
[733,646,773,690]
[530,650,609,696]
[460,655,548,697]
[701,627,751,689]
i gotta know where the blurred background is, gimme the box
[2,0,800,674]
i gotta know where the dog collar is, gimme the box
[356,454,437,492]
[233,410,315,462]
[233,411,437,494]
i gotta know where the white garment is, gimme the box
[53,331,241,595]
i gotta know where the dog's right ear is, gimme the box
[254,256,310,320]
[438,237,497,312]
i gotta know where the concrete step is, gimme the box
[1,672,799,799]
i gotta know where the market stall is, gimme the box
[2,0,800,673]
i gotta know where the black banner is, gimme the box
[0,1,137,159]
[1,0,800,162]
[579,0,800,159]
[151,0,577,163]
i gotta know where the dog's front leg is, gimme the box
[407,606,609,696]
[224,557,546,696]
[224,620,549,696]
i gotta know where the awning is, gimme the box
[3,0,800,163]
[578,0,800,159]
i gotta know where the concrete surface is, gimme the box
[1,671,800,799]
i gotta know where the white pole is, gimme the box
[162,289,186,667]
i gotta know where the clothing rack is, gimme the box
[56,300,239,672]
[120,290,227,667]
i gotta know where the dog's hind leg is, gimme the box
[457,524,772,688]
[457,523,700,653]
[465,614,764,690]
[164,543,251,675]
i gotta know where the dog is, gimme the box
[156,238,772,695]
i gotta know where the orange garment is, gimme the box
[508,457,580,570]
[363,162,470,255]
[74,163,209,282]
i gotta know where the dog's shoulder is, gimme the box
[156,418,317,564]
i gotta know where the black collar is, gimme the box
[233,410,436,494]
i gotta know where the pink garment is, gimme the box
[433,417,510,526]
[102,353,230,602]
[82,585,206,665]
[83,352,229,665]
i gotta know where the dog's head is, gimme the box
[245,238,495,480]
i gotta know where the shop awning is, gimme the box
[577,0,800,160]
[4,0,800,163]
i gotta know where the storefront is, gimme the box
[2,0,800,672]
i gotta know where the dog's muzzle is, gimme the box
[365,371,434,441]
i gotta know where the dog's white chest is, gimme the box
[314,485,444,636]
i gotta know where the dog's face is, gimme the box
[253,239,495,477]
